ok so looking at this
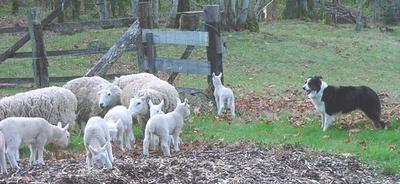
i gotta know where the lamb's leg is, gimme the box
[214,94,220,112]
[218,97,225,115]
[80,121,87,135]
[6,146,20,171]
[118,132,125,152]
[160,135,171,157]
[86,149,92,169]
[320,113,325,129]
[172,132,180,152]
[16,149,20,161]
[124,129,132,150]
[151,135,159,151]
[37,145,45,165]
[106,141,113,163]
[28,144,38,165]
[0,148,7,174]
[143,132,151,156]
[169,135,175,148]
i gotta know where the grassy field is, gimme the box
[1,20,400,174]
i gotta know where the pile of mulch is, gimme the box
[236,89,400,127]
[0,142,395,183]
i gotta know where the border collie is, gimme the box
[303,76,385,131]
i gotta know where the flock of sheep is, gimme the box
[0,72,235,174]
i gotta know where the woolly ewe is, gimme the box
[0,117,69,170]
[84,116,113,169]
[104,105,135,151]
[0,86,77,126]
[212,73,235,118]
[63,76,121,131]
[143,98,190,157]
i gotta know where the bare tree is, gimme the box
[152,0,159,24]
[167,0,179,27]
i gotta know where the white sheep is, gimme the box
[113,73,159,90]
[0,117,69,170]
[103,105,135,152]
[63,76,122,131]
[0,131,6,174]
[0,86,77,127]
[84,116,113,169]
[123,76,179,131]
[212,72,235,118]
[143,98,190,157]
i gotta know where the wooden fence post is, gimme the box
[138,1,152,28]
[96,0,109,20]
[204,5,223,98]
[145,33,156,74]
[27,8,49,88]
[137,0,152,73]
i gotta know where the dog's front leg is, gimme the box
[323,114,333,132]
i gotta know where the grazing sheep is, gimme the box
[123,76,179,131]
[63,76,122,131]
[103,105,134,151]
[84,116,113,169]
[212,72,235,118]
[0,87,77,126]
[0,131,6,174]
[0,117,69,170]
[143,98,190,157]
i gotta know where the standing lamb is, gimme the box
[84,116,113,169]
[212,72,236,118]
[63,76,122,131]
[0,87,77,126]
[0,117,69,170]
[123,76,179,131]
[143,98,190,157]
[103,105,135,151]
[0,131,6,174]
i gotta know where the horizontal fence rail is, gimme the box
[142,29,209,46]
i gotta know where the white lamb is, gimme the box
[0,131,6,174]
[143,98,190,157]
[0,117,69,170]
[84,116,113,169]
[63,76,122,131]
[0,86,77,127]
[123,77,179,131]
[103,105,135,152]
[212,72,236,118]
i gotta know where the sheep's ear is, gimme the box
[212,72,216,77]
[176,97,181,104]
[89,145,98,154]
[218,72,222,77]
[57,122,62,128]
[184,98,188,105]
[132,89,139,98]
[63,124,69,131]
[149,99,154,106]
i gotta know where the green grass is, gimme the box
[1,20,400,174]
[183,115,400,175]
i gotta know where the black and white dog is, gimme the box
[303,76,385,131]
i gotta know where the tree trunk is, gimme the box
[131,0,139,18]
[167,0,179,28]
[72,0,80,21]
[152,0,159,24]
[176,0,190,26]
[225,0,237,30]
[96,0,109,20]
[355,0,363,32]
[85,20,141,77]
[237,0,250,27]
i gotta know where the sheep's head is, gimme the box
[176,98,190,118]
[149,99,164,117]
[98,85,122,109]
[89,143,112,169]
[212,72,223,87]
[127,96,148,117]
[53,122,70,146]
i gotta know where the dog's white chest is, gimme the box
[310,97,325,113]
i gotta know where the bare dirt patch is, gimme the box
[0,142,394,183]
